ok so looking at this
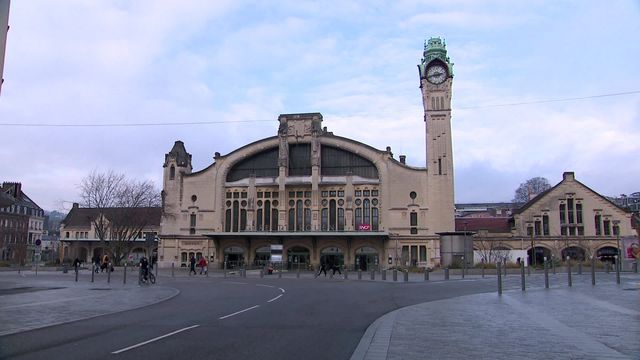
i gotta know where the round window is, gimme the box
[338,199,344,206]
[241,200,247,207]
[289,199,295,207]
[191,195,197,202]
[409,191,417,200]
[257,200,263,207]
[226,200,232,207]
[272,200,279,207]
[304,199,311,207]
[372,198,378,206]
[355,199,362,206]
[321,199,328,207]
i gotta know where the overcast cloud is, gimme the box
[1,1,639,211]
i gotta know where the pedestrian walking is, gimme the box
[198,256,208,275]
[189,255,197,275]
[92,254,100,273]
[315,263,327,278]
[73,257,81,271]
[331,264,342,275]
[101,254,110,273]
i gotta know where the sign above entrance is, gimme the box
[270,244,283,262]
[358,224,371,231]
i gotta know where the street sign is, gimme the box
[270,244,283,262]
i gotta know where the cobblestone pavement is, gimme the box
[352,273,640,360]
[0,270,179,336]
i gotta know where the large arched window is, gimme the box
[320,146,378,178]
[227,147,279,182]
[224,195,247,232]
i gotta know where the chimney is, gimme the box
[563,172,575,181]
[399,155,406,164]
[72,202,79,209]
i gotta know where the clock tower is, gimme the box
[418,37,455,232]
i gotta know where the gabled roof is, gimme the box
[455,217,512,233]
[62,206,161,228]
[512,172,631,215]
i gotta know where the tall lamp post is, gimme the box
[613,220,621,270]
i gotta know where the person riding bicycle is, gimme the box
[139,256,150,281]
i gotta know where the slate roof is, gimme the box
[62,207,161,228]
[455,217,512,233]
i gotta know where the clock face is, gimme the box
[426,64,447,84]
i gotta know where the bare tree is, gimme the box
[475,238,510,264]
[79,170,160,265]
[512,177,551,204]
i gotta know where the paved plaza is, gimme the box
[0,267,638,359]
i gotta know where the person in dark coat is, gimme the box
[189,256,197,275]
[73,257,81,272]
[315,263,327,278]
[331,264,342,275]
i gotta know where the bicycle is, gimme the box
[139,269,156,285]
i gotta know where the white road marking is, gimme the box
[219,305,260,320]
[256,284,275,288]
[226,281,248,285]
[278,287,285,293]
[267,294,283,303]
[111,324,200,354]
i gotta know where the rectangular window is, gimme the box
[321,191,328,197]
[296,191,304,198]
[338,190,345,197]
[410,212,418,226]
[603,220,611,236]
[272,192,279,198]
[233,192,240,199]
[257,192,263,198]
[190,214,196,227]
[561,226,567,236]
[568,226,576,236]
[329,191,336,197]
[542,215,550,236]
[226,192,232,199]
[241,192,248,198]
[419,246,427,262]
[363,190,370,197]
[576,203,583,223]
[372,190,379,196]
[527,226,533,236]
[567,198,574,223]
[321,208,328,231]
[613,224,619,236]
[534,220,541,236]
[264,192,270,198]
[577,226,584,236]
[289,191,295,198]
[304,191,312,198]
[594,215,601,235]
[355,190,362,197]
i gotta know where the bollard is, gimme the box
[567,256,572,287]
[358,270,362,280]
[444,267,449,280]
[393,269,397,281]
[278,267,282,279]
[171,262,175,277]
[107,263,111,283]
[75,267,79,282]
[544,257,549,289]
[497,262,502,295]
[124,263,127,285]
[578,262,582,275]
[155,263,158,283]
[527,262,531,276]
[371,270,375,280]
[91,266,94,283]
[615,256,620,284]
[606,262,610,274]
[520,261,525,291]
[403,271,408,282]
[503,259,507,276]
[634,261,638,273]
[18,264,21,274]
[260,268,264,278]
[481,264,485,278]
[424,269,429,281]
[297,264,300,278]
[382,269,386,281]
[462,258,466,279]
[552,259,556,275]
[344,269,348,280]
[35,261,38,276]
[591,256,596,286]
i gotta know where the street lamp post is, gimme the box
[613,220,621,272]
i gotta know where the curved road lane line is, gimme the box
[267,294,283,303]
[219,305,260,320]
[278,287,285,293]
[111,324,200,354]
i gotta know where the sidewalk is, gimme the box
[0,271,179,336]
[351,273,640,360]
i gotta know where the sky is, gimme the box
[1,0,639,212]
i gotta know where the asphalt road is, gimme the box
[0,276,498,360]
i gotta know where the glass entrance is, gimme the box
[254,246,271,267]
[287,246,310,270]
[224,246,245,269]
[355,246,379,271]
[320,247,344,268]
